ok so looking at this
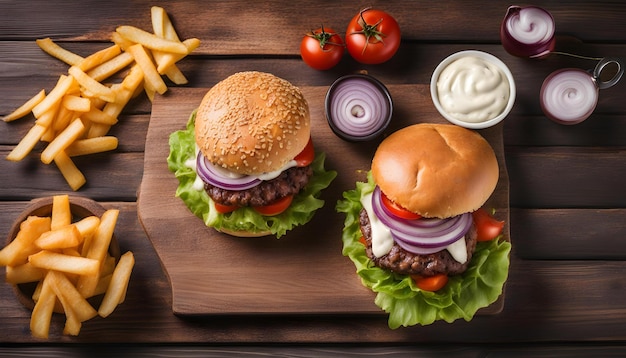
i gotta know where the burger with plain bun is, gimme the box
[337,123,511,328]
[168,71,336,238]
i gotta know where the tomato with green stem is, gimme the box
[300,26,344,70]
[345,8,401,64]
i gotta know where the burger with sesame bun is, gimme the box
[168,71,336,238]
[337,123,511,328]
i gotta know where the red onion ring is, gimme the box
[540,68,598,125]
[501,5,555,58]
[371,186,471,253]
[325,74,392,141]
[196,152,262,190]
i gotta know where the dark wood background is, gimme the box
[1,0,626,355]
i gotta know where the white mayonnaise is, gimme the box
[360,193,394,258]
[185,147,205,191]
[436,56,510,123]
[360,192,468,263]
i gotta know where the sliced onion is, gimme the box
[540,68,598,125]
[371,186,472,252]
[325,74,392,141]
[196,152,261,190]
[501,5,555,58]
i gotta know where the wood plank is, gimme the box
[511,208,626,259]
[506,146,626,208]
[0,151,143,201]
[2,1,626,49]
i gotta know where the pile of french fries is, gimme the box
[0,195,134,338]
[2,6,200,191]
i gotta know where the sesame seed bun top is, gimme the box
[195,71,311,175]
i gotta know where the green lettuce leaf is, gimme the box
[167,110,337,238]
[336,172,511,328]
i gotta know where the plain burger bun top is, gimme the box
[371,123,499,219]
[195,71,311,175]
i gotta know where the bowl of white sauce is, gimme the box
[430,50,516,129]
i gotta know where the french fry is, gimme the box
[73,216,100,238]
[110,31,135,51]
[52,105,75,132]
[68,66,116,103]
[126,43,167,95]
[35,225,82,250]
[47,271,83,336]
[94,273,112,296]
[32,75,76,118]
[155,38,200,74]
[5,262,46,284]
[36,38,84,66]
[81,106,118,126]
[163,65,188,85]
[30,273,57,339]
[34,101,61,128]
[77,209,118,297]
[0,216,51,266]
[76,44,121,72]
[62,94,91,113]
[53,151,86,191]
[98,251,134,318]
[65,136,118,157]
[29,251,99,276]
[2,89,46,122]
[6,124,48,162]
[115,25,188,54]
[40,118,85,164]
[51,194,71,230]
[48,271,98,322]
[86,52,134,82]
[87,67,142,138]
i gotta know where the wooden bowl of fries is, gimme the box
[5,196,120,311]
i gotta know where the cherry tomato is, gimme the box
[300,26,344,70]
[214,201,238,214]
[294,137,315,167]
[253,195,294,216]
[411,274,449,292]
[380,190,421,220]
[345,8,401,64]
[472,207,505,242]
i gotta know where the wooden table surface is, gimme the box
[2,0,626,355]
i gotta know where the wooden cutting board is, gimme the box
[138,85,509,316]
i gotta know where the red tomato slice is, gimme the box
[472,207,505,242]
[214,201,238,214]
[253,195,293,216]
[380,190,421,220]
[294,137,315,167]
[411,274,449,292]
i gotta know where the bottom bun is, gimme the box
[216,227,272,238]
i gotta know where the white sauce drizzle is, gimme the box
[360,192,468,263]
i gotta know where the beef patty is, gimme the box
[206,165,313,207]
[359,208,477,276]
